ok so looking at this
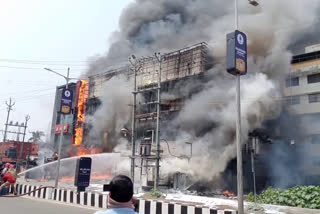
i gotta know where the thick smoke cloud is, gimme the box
[85,0,320,183]
[85,75,132,151]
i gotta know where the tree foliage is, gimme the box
[248,186,320,209]
[28,130,45,143]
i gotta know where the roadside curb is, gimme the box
[12,183,238,214]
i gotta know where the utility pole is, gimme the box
[154,52,162,190]
[22,115,30,142]
[1,98,15,161]
[251,136,257,203]
[129,55,138,186]
[20,115,30,161]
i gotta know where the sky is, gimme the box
[0,0,133,141]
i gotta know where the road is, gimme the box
[0,196,102,214]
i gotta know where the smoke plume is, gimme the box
[84,0,320,183]
[84,75,132,151]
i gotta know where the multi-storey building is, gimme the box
[284,45,320,137]
[281,44,320,181]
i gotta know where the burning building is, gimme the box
[50,81,102,157]
[49,0,320,193]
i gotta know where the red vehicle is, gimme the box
[0,141,38,167]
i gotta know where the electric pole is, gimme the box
[0,98,15,161]
[129,56,138,187]
[154,52,162,190]
[20,115,30,160]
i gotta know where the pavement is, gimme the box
[0,196,103,214]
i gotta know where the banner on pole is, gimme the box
[60,89,73,114]
[226,30,247,75]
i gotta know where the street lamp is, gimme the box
[233,1,259,214]
[44,67,76,188]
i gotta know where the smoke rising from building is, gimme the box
[84,75,133,151]
[84,0,320,183]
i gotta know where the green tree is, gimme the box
[28,131,45,143]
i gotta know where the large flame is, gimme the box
[67,146,103,157]
[74,80,88,146]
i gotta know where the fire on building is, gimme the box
[49,42,320,194]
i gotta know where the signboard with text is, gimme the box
[60,89,73,114]
[74,157,92,189]
[55,124,69,134]
[226,30,247,75]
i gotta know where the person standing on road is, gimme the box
[1,163,11,176]
[95,175,138,214]
[0,164,17,195]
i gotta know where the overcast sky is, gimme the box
[0,0,132,141]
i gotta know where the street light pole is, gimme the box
[45,67,71,188]
[234,1,259,213]
[234,0,244,213]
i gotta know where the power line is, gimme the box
[0,60,87,66]
[0,88,55,97]
[0,65,87,72]
[0,58,90,63]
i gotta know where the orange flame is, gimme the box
[67,146,103,157]
[223,190,235,197]
[60,176,74,182]
[74,80,88,146]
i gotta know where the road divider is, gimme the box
[2,183,238,214]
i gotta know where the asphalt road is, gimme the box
[0,196,102,214]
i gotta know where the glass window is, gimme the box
[286,95,300,105]
[308,93,320,103]
[6,148,17,158]
[286,77,299,87]
[307,73,320,84]
[311,135,320,144]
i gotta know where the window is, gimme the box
[307,73,320,84]
[286,95,300,105]
[308,93,320,103]
[311,135,320,144]
[6,148,17,158]
[286,77,299,87]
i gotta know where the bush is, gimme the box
[247,186,320,209]
[150,188,162,198]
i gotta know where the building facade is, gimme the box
[282,45,320,179]
[49,83,77,156]
[284,46,320,136]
